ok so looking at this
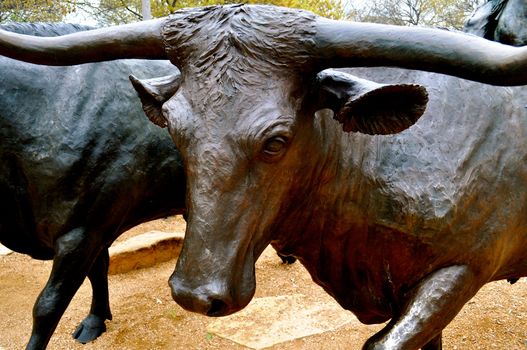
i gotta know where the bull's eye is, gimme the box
[263,136,287,156]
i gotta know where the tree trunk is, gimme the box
[141,0,152,20]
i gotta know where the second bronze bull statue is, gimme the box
[464,0,527,46]
[2,4,527,350]
[0,23,186,349]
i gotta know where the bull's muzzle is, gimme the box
[168,209,259,316]
[168,273,250,317]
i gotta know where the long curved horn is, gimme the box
[314,18,527,86]
[0,18,167,65]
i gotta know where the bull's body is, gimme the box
[273,67,527,324]
[0,23,185,348]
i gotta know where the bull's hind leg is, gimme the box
[363,265,482,350]
[26,228,101,350]
[72,248,113,343]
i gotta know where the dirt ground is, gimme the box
[1,216,527,350]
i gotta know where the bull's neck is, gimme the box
[274,111,433,258]
[271,114,426,321]
[273,112,373,254]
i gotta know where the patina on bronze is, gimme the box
[2,5,527,350]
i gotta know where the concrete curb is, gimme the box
[108,230,184,274]
[0,244,13,256]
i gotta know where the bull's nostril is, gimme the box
[207,298,229,316]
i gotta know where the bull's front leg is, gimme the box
[72,248,113,343]
[26,228,102,350]
[363,265,482,350]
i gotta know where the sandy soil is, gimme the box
[1,216,526,350]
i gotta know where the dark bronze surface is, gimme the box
[2,5,527,350]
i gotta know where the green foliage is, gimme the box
[83,0,346,26]
[1,0,482,30]
[0,0,74,23]
[0,0,344,26]
[151,0,346,20]
[94,0,143,25]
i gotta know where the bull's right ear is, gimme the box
[129,73,182,128]
[313,70,428,135]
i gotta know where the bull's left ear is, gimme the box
[313,70,428,135]
[129,72,182,128]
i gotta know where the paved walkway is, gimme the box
[208,293,358,349]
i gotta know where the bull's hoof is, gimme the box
[277,253,296,264]
[72,314,107,344]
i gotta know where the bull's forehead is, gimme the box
[159,5,317,148]
[160,5,317,72]
[183,69,301,111]
[165,81,298,142]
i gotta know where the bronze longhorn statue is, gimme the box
[2,4,527,350]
